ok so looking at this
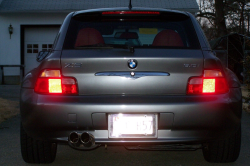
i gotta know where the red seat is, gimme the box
[75,28,105,47]
[152,29,184,47]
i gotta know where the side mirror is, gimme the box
[36,51,50,62]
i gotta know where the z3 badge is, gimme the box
[65,63,82,68]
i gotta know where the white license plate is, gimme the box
[108,114,157,138]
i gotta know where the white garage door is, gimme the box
[24,27,59,74]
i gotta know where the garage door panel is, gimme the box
[25,28,59,42]
[24,27,59,74]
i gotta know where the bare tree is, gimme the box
[215,0,227,36]
[226,0,250,34]
[197,0,250,38]
[196,0,227,38]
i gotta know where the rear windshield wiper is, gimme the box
[110,44,129,49]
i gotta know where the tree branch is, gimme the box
[196,12,216,18]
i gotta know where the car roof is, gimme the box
[73,7,189,17]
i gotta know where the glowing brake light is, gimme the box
[202,79,215,93]
[49,79,62,93]
[187,70,229,95]
[34,69,78,95]
[102,11,160,15]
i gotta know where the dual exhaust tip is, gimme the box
[69,132,95,148]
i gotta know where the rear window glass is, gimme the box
[63,12,200,49]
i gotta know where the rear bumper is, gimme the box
[20,87,242,144]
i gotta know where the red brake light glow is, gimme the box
[202,79,215,93]
[102,11,160,15]
[48,79,62,93]
[34,69,78,95]
[187,70,229,95]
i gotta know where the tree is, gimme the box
[196,0,227,39]
[226,0,250,34]
[215,0,227,36]
[196,0,250,39]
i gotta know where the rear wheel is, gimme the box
[20,123,57,163]
[202,125,241,163]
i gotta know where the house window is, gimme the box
[27,44,38,53]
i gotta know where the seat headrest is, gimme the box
[75,28,105,47]
[152,29,184,47]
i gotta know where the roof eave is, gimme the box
[0,7,199,14]
[0,10,74,13]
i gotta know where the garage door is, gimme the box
[24,27,59,74]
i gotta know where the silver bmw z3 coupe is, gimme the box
[20,7,242,163]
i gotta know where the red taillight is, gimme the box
[102,11,160,15]
[187,70,229,95]
[34,69,78,95]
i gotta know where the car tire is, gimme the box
[202,125,241,163]
[20,123,57,163]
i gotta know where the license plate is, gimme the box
[108,114,157,138]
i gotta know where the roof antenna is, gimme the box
[128,0,132,10]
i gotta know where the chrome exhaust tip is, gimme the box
[80,132,95,147]
[69,132,79,144]
[68,132,99,150]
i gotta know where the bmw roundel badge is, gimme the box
[128,59,138,69]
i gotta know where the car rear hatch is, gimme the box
[61,9,203,95]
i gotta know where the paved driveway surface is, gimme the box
[0,112,250,166]
[0,85,250,165]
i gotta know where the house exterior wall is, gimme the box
[0,13,67,76]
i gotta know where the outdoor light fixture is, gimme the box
[8,24,13,39]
